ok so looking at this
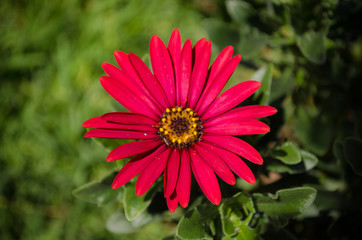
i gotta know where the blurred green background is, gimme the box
[1,0,362,239]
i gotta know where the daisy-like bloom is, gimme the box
[83,29,277,212]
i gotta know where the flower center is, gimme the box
[158,106,203,149]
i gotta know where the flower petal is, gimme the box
[196,55,241,115]
[190,148,221,205]
[204,105,278,126]
[114,51,141,82]
[177,39,192,107]
[168,29,181,75]
[150,35,176,106]
[101,112,157,126]
[166,191,178,212]
[193,143,235,185]
[205,46,234,88]
[129,53,169,109]
[83,116,157,131]
[84,129,158,140]
[106,139,162,162]
[176,149,191,208]
[99,76,158,120]
[202,135,263,165]
[164,148,180,197]
[188,41,211,109]
[205,144,255,184]
[203,119,270,135]
[102,63,162,115]
[201,80,261,120]
[136,147,171,196]
[112,146,166,189]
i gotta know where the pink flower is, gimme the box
[83,29,277,212]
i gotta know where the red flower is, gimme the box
[83,29,277,212]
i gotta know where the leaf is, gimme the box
[252,64,273,105]
[106,211,152,234]
[267,148,318,174]
[72,172,121,206]
[296,30,326,64]
[253,187,317,217]
[123,181,159,221]
[203,18,240,51]
[225,0,253,24]
[176,208,212,240]
[238,28,268,60]
[270,67,295,102]
[90,136,128,152]
[294,107,332,156]
[219,193,258,239]
[344,137,362,176]
[272,141,301,165]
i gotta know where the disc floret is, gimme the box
[158,106,203,149]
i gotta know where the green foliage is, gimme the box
[2,0,362,239]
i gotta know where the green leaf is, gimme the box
[204,18,240,51]
[267,149,318,174]
[270,67,295,102]
[253,187,317,217]
[176,208,212,240]
[294,107,332,156]
[344,137,362,176]
[90,135,128,152]
[225,0,253,24]
[296,30,326,64]
[219,193,257,239]
[106,211,152,234]
[238,28,268,60]
[123,181,159,221]
[252,64,273,105]
[72,172,121,206]
[272,141,301,165]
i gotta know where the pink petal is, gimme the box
[204,105,278,126]
[106,139,162,162]
[203,119,270,135]
[99,76,158,120]
[188,41,211,109]
[102,64,162,115]
[168,29,181,77]
[190,148,221,205]
[112,146,166,189]
[176,149,191,208]
[205,144,255,184]
[83,116,156,131]
[205,46,234,89]
[177,39,192,107]
[150,35,176,106]
[196,55,241,115]
[114,51,141,82]
[136,147,171,196]
[201,80,261,120]
[164,148,180,197]
[84,129,158,140]
[129,53,169,109]
[166,191,178,212]
[202,135,263,165]
[193,143,235,185]
[101,112,157,126]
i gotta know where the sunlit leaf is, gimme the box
[252,64,273,105]
[204,18,240,51]
[72,172,121,206]
[272,141,301,165]
[123,181,160,221]
[106,211,152,234]
[253,187,317,217]
[225,0,253,24]
[219,193,257,239]
[176,208,213,240]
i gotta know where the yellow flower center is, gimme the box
[158,106,203,149]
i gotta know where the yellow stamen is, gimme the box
[166,108,170,113]
[159,128,164,132]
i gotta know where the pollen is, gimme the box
[158,106,203,149]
